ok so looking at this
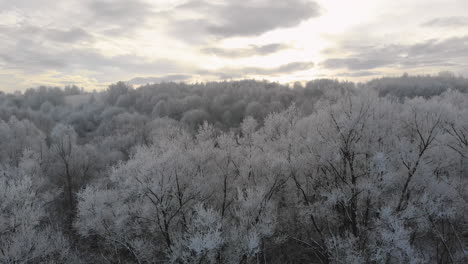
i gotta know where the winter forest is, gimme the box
[0,74,467,263]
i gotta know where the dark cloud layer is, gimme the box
[323,58,391,71]
[322,36,468,71]
[421,16,468,27]
[201,61,314,79]
[86,0,155,34]
[201,43,290,58]
[336,71,381,77]
[206,0,320,37]
[128,61,315,84]
[0,25,93,44]
[128,74,193,85]
[0,37,186,77]
[44,28,92,43]
[169,0,320,40]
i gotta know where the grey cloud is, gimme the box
[128,74,192,85]
[0,37,187,77]
[169,0,320,40]
[235,61,314,76]
[0,25,93,44]
[337,71,381,77]
[0,7,189,82]
[257,43,291,54]
[275,61,314,73]
[200,61,314,79]
[0,39,67,70]
[207,0,320,37]
[1,0,156,38]
[167,19,210,44]
[406,37,468,58]
[86,0,155,34]
[322,58,392,70]
[0,0,56,9]
[89,0,151,19]
[421,16,468,27]
[201,43,290,58]
[321,36,468,71]
[44,28,92,43]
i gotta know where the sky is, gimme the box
[1,0,468,92]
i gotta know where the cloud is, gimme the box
[88,0,151,19]
[336,71,381,77]
[44,27,93,43]
[128,74,192,85]
[0,0,56,9]
[168,0,320,40]
[0,0,156,37]
[322,58,391,70]
[201,43,290,58]
[321,36,468,71]
[206,0,320,37]
[0,1,193,88]
[200,61,314,79]
[86,0,155,34]
[0,25,93,44]
[0,37,187,78]
[421,16,468,27]
[275,61,314,73]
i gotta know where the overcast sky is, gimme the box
[1,0,468,92]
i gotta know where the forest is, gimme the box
[0,73,467,263]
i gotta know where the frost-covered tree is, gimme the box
[0,76,466,263]
[48,124,101,231]
[0,159,78,263]
[75,123,278,263]
[0,117,45,166]
[281,92,467,263]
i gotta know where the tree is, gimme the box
[0,159,78,263]
[49,124,100,230]
[0,117,46,167]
